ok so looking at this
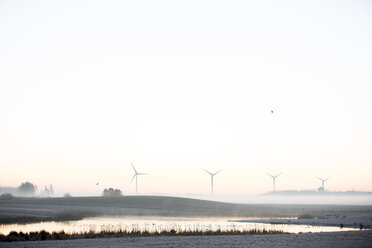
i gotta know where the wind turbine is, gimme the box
[266,173,282,192]
[318,177,330,191]
[130,162,148,194]
[203,169,222,196]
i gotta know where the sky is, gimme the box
[0,0,371,196]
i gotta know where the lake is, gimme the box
[0,216,358,235]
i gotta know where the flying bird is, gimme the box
[271,110,274,114]
[96,183,99,186]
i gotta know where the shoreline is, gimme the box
[235,218,371,229]
[1,230,372,248]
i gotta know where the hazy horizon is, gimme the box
[1,0,371,196]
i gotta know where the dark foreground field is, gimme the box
[1,230,371,248]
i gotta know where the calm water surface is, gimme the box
[0,216,357,235]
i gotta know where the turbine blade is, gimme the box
[137,173,148,175]
[275,173,282,178]
[130,174,136,184]
[266,173,274,178]
[203,169,212,175]
[325,177,330,181]
[131,162,137,173]
[213,170,222,175]
[317,177,324,181]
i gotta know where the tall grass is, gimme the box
[0,226,286,242]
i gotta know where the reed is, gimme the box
[0,227,286,242]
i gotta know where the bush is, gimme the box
[0,193,14,200]
[17,182,36,195]
[297,214,315,219]
[102,188,122,197]
[63,193,72,198]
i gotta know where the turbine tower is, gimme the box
[204,169,222,196]
[318,177,330,191]
[266,173,282,192]
[130,162,148,194]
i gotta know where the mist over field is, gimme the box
[188,194,372,206]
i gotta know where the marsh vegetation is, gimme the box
[0,227,286,242]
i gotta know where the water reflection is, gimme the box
[0,216,357,235]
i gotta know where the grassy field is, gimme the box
[1,195,372,225]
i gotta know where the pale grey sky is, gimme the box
[0,0,371,195]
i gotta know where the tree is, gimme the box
[44,184,54,196]
[102,188,122,197]
[17,182,36,195]
[49,184,54,194]
[44,186,50,195]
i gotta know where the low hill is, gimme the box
[1,195,371,224]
